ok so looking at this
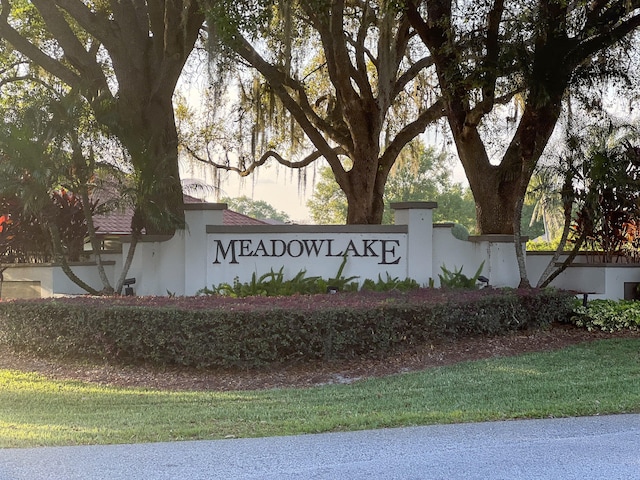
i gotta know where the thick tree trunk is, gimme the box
[115,98,185,235]
[219,2,438,227]
[338,141,389,225]
[469,174,520,235]
[454,99,563,234]
[452,126,524,235]
[345,187,385,224]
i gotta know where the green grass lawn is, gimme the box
[1,338,639,448]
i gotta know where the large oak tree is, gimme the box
[200,0,444,224]
[0,0,205,234]
[404,0,640,234]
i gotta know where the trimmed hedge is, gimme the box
[0,288,575,369]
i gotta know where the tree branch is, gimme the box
[571,10,640,67]
[304,1,370,110]
[466,85,525,126]
[584,0,638,32]
[481,0,504,111]
[152,1,205,94]
[392,55,434,100]
[378,8,412,110]
[53,0,115,49]
[354,1,371,72]
[379,97,445,170]
[0,74,60,93]
[31,0,108,90]
[185,145,347,177]
[0,2,82,89]
[231,33,347,167]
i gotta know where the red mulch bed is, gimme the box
[1,323,638,391]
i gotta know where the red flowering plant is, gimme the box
[0,191,95,264]
[50,189,96,262]
[0,195,51,263]
[570,140,640,263]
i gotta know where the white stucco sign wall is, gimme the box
[206,225,409,288]
[18,200,586,299]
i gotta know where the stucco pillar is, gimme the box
[183,203,226,296]
[468,235,524,288]
[390,202,437,286]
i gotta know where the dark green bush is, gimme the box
[0,288,575,369]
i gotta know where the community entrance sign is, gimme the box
[5,201,555,299]
[206,225,409,287]
[211,237,403,265]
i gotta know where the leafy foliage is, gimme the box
[360,274,420,292]
[200,268,324,297]
[404,0,640,234]
[438,262,485,289]
[220,196,290,222]
[0,197,50,263]
[0,88,103,267]
[0,288,575,369]
[307,145,478,229]
[198,256,361,297]
[526,237,573,251]
[0,190,95,263]
[200,0,445,224]
[528,121,640,289]
[570,129,640,263]
[571,300,640,332]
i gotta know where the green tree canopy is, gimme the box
[532,120,640,288]
[404,0,640,234]
[198,0,443,224]
[0,88,106,293]
[220,196,291,223]
[0,1,205,234]
[307,144,477,230]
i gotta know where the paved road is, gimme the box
[1,414,639,479]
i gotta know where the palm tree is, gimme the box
[535,121,640,287]
[527,169,567,243]
[0,97,102,294]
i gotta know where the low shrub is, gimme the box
[438,262,485,289]
[570,299,640,332]
[198,257,363,297]
[360,274,420,292]
[0,288,575,369]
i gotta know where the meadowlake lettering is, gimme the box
[212,238,402,265]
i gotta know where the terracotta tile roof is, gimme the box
[93,210,134,235]
[92,195,267,235]
[223,209,269,226]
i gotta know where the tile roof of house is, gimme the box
[223,209,270,226]
[92,195,268,235]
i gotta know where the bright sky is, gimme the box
[180,156,319,222]
[179,139,470,224]
[176,54,469,224]
[176,54,637,224]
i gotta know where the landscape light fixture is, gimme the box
[123,277,136,296]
